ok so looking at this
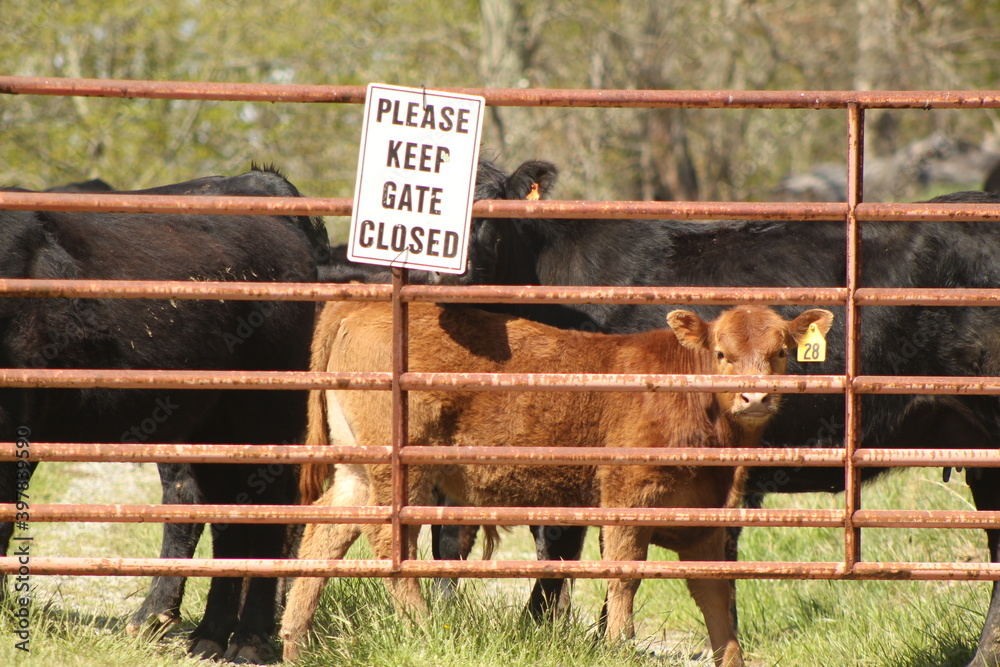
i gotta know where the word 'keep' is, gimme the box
[387,141,450,173]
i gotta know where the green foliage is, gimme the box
[2,464,993,666]
[2,0,998,226]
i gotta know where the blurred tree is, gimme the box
[1,0,998,234]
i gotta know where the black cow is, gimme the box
[44,178,115,193]
[0,165,327,663]
[451,159,1000,667]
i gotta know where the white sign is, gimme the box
[348,83,485,274]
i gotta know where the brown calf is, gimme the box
[281,301,833,666]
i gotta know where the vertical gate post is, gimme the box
[391,267,410,569]
[844,102,865,568]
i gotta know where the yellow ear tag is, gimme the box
[526,182,541,200]
[797,322,827,362]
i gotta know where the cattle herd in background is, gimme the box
[0,147,999,666]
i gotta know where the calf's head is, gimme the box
[667,305,834,424]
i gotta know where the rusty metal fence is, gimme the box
[2,77,1000,586]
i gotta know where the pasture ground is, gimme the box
[0,461,988,666]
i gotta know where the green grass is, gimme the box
[1,463,993,666]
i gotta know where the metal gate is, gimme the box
[1,77,1000,590]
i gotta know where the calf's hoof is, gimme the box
[281,639,302,663]
[188,637,227,661]
[126,611,181,640]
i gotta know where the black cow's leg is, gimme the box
[526,525,586,619]
[188,521,244,660]
[966,467,1000,667]
[431,493,478,600]
[128,463,204,638]
[186,459,296,664]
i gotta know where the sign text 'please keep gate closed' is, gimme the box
[349,84,485,274]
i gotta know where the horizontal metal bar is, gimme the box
[0,278,846,305]
[0,368,844,392]
[3,77,1000,109]
[3,193,998,224]
[476,199,848,220]
[855,288,1000,306]
[0,504,845,527]
[0,278,390,301]
[402,285,849,306]
[0,191,849,221]
[399,446,846,467]
[0,443,392,464]
[8,280,1000,308]
[0,368,390,390]
[3,557,999,581]
[7,504,1000,529]
[0,191,353,217]
[853,510,1000,529]
[853,448,1000,467]
[400,372,846,393]
[0,504,391,524]
[9,504,999,531]
[857,202,1000,222]
[3,444,996,467]
[854,376,1000,395]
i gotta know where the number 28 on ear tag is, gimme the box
[797,322,827,363]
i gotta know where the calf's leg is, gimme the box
[281,465,366,663]
[678,532,744,667]
[601,524,652,641]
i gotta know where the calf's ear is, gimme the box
[506,161,559,200]
[667,310,710,350]
[786,308,835,346]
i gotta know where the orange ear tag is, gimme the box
[797,322,827,362]
[526,182,540,200]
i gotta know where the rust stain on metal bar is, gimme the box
[848,562,1000,581]
[402,285,848,306]
[13,505,1000,531]
[853,448,1000,467]
[0,278,390,302]
[2,193,996,225]
[0,504,844,528]
[857,202,1000,222]
[477,199,847,220]
[0,504,391,524]
[0,279,845,306]
[3,77,999,109]
[0,443,842,466]
[0,557,844,580]
[0,191,353,217]
[398,507,845,528]
[0,442,392,464]
[854,510,1000,529]
[3,443,990,468]
[855,288,1000,306]
[7,556,1000,581]
[400,446,846,467]
[854,376,1000,395]
[401,372,845,393]
[0,368,390,390]
[0,368,844,393]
